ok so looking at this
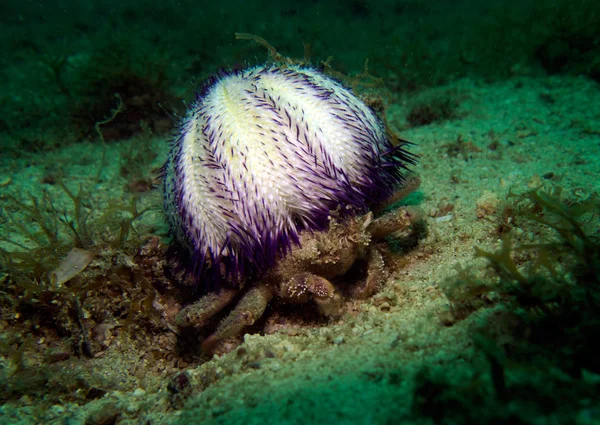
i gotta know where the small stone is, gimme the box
[85,403,120,425]
[379,302,391,312]
[476,190,500,219]
[133,388,145,397]
[168,371,193,409]
[50,404,66,415]
[332,336,345,345]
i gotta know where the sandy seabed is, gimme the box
[1,73,599,424]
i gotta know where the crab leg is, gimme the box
[201,284,273,353]
[353,248,388,298]
[175,288,240,328]
[367,206,423,240]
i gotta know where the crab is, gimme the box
[174,176,422,354]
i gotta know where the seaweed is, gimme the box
[406,93,460,128]
[0,180,155,288]
[446,186,599,377]
[477,188,598,297]
[39,52,73,100]
[236,33,388,97]
[0,179,168,403]
[483,191,598,374]
[409,346,600,425]
[68,34,180,143]
[534,3,600,80]
[442,263,495,321]
[421,186,600,424]
[118,131,160,193]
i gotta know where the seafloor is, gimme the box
[1,1,599,424]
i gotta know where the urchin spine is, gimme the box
[163,65,414,285]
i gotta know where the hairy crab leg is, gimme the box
[367,206,423,240]
[201,284,273,353]
[175,288,240,328]
[352,247,388,299]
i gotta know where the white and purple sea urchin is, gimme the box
[162,64,416,287]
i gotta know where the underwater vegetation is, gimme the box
[477,188,599,375]
[68,35,180,143]
[2,0,599,160]
[0,28,183,158]
[0,6,597,416]
[533,1,600,83]
[405,91,460,128]
[432,187,600,424]
[0,180,153,282]
[0,170,170,402]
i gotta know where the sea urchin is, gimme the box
[162,64,415,287]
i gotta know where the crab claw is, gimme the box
[280,272,343,316]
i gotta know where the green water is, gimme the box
[0,0,599,424]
